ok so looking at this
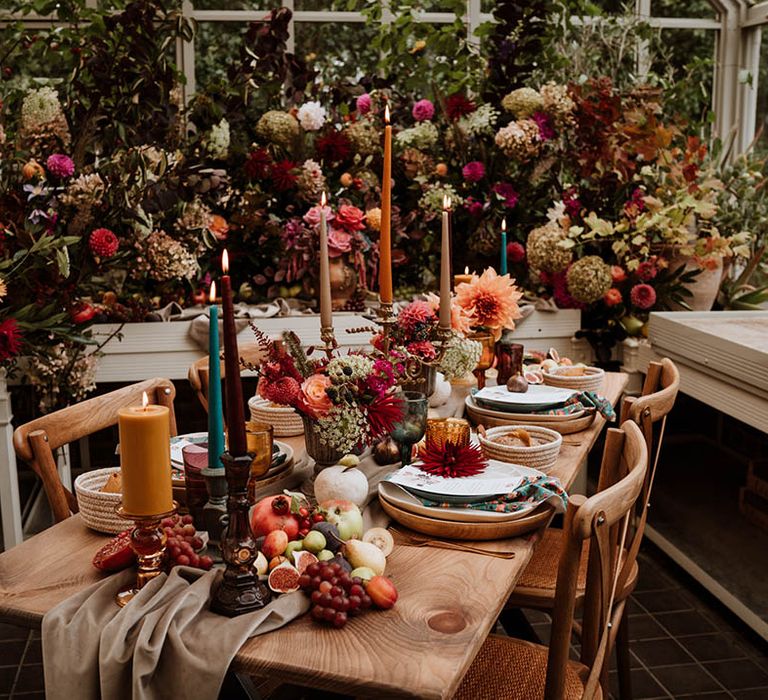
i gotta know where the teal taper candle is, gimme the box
[207,281,225,468]
[500,218,508,275]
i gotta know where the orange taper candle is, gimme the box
[118,391,173,516]
[379,104,393,304]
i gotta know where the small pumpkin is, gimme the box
[22,160,44,180]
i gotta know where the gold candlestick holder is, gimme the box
[115,501,178,607]
[211,451,271,617]
[320,324,338,359]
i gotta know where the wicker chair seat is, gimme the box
[455,634,599,700]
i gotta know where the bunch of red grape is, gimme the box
[298,560,372,628]
[297,507,325,539]
[161,514,213,571]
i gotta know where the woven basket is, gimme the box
[542,366,604,393]
[478,425,563,473]
[248,396,304,437]
[74,467,132,534]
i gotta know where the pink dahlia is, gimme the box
[407,340,437,361]
[636,260,657,281]
[356,93,372,115]
[46,154,74,178]
[492,183,519,209]
[89,228,119,258]
[630,283,657,310]
[462,161,485,183]
[412,99,435,122]
[507,241,526,264]
[464,196,484,216]
[0,319,22,361]
[399,300,436,333]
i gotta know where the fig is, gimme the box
[373,438,400,466]
[366,575,398,610]
[268,562,301,593]
[333,553,353,572]
[344,540,386,576]
[292,550,319,574]
[311,522,343,553]
[362,528,394,556]
[269,555,289,570]
[506,373,529,393]
[524,370,544,385]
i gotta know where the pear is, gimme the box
[343,539,386,576]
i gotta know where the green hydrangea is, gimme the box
[526,223,573,273]
[501,87,544,118]
[396,122,439,150]
[326,355,374,384]
[566,255,612,303]
[256,111,299,148]
[345,119,380,155]
[207,118,230,159]
[418,183,464,214]
[438,335,482,380]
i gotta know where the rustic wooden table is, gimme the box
[0,373,627,699]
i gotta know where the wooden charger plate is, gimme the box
[465,396,596,435]
[379,494,553,541]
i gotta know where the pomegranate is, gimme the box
[92,530,135,572]
[250,495,300,539]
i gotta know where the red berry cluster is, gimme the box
[299,561,371,628]
[298,508,325,539]
[161,514,213,571]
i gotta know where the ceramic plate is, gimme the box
[474,384,575,413]
[465,396,586,422]
[378,479,541,523]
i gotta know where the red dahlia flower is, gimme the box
[366,392,404,439]
[89,228,119,258]
[315,130,351,164]
[270,160,297,191]
[0,319,22,361]
[418,439,487,478]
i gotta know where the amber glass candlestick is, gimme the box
[115,501,177,607]
[211,451,271,617]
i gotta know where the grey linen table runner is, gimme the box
[42,566,309,700]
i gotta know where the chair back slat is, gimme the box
[13,377,177,523]
[188,344,264,412]
[545,423,648,700]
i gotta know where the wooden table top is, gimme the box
[0,372,627,700]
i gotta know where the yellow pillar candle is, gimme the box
[118,392,173,516]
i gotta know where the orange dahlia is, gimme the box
[425,292,474,336]
[455,268,523,340]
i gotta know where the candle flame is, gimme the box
[209,280,216,303]
[464,266,469,274]
[443,195,452,211]
[384,104,390,124]
[502,218,507,232]
[222,249,229,274]
[141,391,149,409]
[321,191,326,207]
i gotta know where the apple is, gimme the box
[321,499,363,541]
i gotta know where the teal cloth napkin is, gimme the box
[419,475,568,514]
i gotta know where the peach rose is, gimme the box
[298,373,332,417]
[208,214,229,240]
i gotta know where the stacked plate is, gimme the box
[465,384,596,435]
[377,460,556,540]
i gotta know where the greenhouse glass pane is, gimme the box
[756,33,768,157]
[650,28,715,130]
[192,0,280,9]
[293,22,379,84]
[650,0,716,19]
[295,0,366,9]
[195,22,248,87]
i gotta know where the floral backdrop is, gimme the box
[0,0,766,409]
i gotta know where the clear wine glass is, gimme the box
[391,391,428,467]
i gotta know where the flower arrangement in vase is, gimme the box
[250,329,405,465]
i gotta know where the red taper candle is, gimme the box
[220,249,247,456]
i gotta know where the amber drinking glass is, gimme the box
[426,417,471,450]
[245,421,273,502]
[469,331,496,389]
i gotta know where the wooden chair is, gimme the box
[188,344,264,413]
[504,359,680,698]
[455,421,648,700]
[13,377,177,523]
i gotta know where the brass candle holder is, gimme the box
[320,324,338,359]
[210,450,271,617]
[115,501,178,607]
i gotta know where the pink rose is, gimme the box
[334,204,366,232]
[356,93,372,115]
[412,99,435,122]
[303,205,334,227]
[327,227,352,256]
[297,374,333,417]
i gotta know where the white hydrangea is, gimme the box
[396,122,439,150]
[418,183,463,214]
[438,335,483,381]
[458,103,499,137]
[207,118,230,159]
[297,101,326,131]
[21,86,64,130]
